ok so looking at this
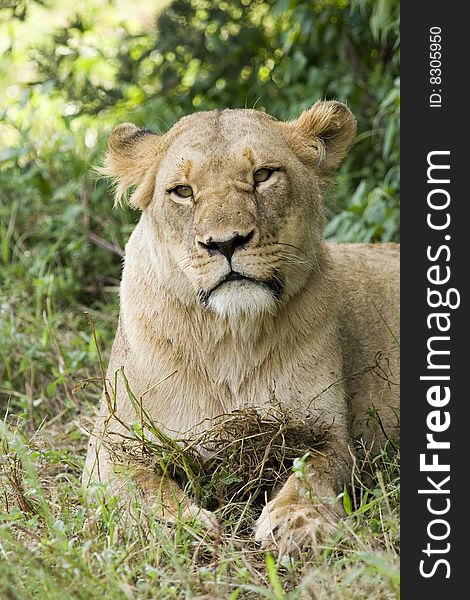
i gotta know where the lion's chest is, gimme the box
[122,301,345,437]
[188,343,335,420]
[139,348,307,435]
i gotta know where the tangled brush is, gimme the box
[110,404,330,513]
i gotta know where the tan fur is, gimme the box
[84,102,399,553]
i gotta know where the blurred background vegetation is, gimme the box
[0,0,399,421]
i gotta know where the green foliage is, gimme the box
[0,417,399,599]
[1,0,399,253]
[0,0,47,21]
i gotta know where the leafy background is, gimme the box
[0,1,400,597]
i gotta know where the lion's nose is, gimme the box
[197,230,254,261]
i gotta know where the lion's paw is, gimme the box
[254,499,338,556]
[182,504,220,533]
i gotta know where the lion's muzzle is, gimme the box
[196,229,255,261]
[198,269,284,313]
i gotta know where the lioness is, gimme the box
[84,101,399,554]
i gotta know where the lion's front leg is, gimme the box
[254,444,353,556]
[131,466,219,531]
[84,428,218,533]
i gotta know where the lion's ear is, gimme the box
[97,123,162,208]
[289,101,356,171]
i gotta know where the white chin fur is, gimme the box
[207,280,277,319]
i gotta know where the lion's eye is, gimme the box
[254,168,274,184]
[171,185,193,199]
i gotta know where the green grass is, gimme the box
[0,415,399,599]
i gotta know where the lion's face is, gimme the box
[151,110,325,319]
[101,102,356,318]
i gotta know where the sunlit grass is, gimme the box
[0,404,399,599]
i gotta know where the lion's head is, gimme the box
[101,101,356,318]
